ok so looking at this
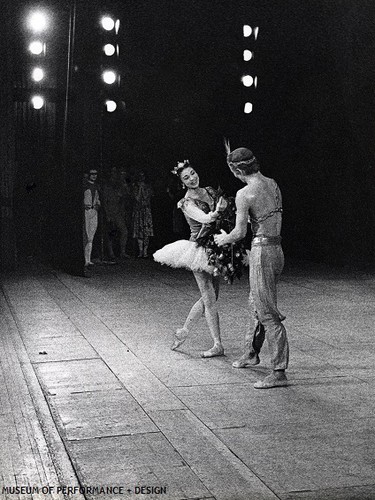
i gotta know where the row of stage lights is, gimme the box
[26,13,258,114]
[27,12,47,109]
[100,15,122,113]
[26,10,122,111]
[242,25,259,114]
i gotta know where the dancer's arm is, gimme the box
[178,198,222,224]
[214,190,250,245]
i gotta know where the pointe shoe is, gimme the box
[254,372,288,389]
[232,353,260,369]
[201,344,224,358]
[171,328,189,351]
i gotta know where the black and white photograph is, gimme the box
[1,1,374,499]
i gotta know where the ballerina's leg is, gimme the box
[193,271,224,357]
[171,297,205,350]
[171,275,220,351]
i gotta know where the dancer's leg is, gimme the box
[117,216,129,258]
[193,271,224,357]
[232,252,264,368]
[84,210,97,266]
[105,220,115,259]
[182,297,205,330]
[107,236,115,259]
[84,241,92,266]
[251,246,289,389]
[171,297,204,350]
[251,246,288,371]
[213,275,220,300]
[137,238,143,257]
[143,236,149,257]
[181,275,219,331]
[172,275,220,351]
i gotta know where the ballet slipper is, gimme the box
[254,372,288,389]
[232,353,260,368]
[171,327,189,351]
[201,344,224,358]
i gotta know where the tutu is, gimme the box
[153,240,213,274]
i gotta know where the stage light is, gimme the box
[31,67,44,82]
[244,102,253,114]
[254,76,258,88]
[243,50,253,61]
[105,100,117,112]
[254,27,259,40]
[101,16,115,31]
[28,11,47,32]
[104,43,116,56]
[102,70,117,84]
[29,40,44,55]
[100,15,121,94]
[242,75,254,87]
[31,95,44,109]
[243,25,252,37]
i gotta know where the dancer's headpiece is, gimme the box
[171,159,190,176]
[224,138,258,170]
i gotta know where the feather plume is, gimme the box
[223,137,231,156]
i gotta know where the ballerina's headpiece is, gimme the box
[224,138,257,169]
[171,159,190,176]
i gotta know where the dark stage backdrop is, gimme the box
[5,0,375,273]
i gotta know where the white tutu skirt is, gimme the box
[153,240,213,274]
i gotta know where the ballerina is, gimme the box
[153,160,227,357]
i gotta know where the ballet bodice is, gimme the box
[178,187,217,241]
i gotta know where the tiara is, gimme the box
[171,159,190,175]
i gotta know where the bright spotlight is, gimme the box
[242,75,254,87]
[244,102,253,114]
[31,67,44,82]
[243,25,252,37]
[115,19,120,34]
[243,50,253,61]
[31,95,44,109]
[29,40,44,55]
[254,76,258,88]
[106,100,117,112]
[28,12,47,32]
[101,16,115,31]
[102,70,117,84]
[254,27,259,40]
[104,43,116,56]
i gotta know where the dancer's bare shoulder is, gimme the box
[235,185,255,213]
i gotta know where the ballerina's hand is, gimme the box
[214,229,228,247]
[216,196,227,212]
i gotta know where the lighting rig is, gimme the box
[242,24,259,114]
[26,10,50,109]
[99,14,122,113]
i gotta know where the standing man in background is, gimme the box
[102,167,131,261]
[83,169,101,268]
